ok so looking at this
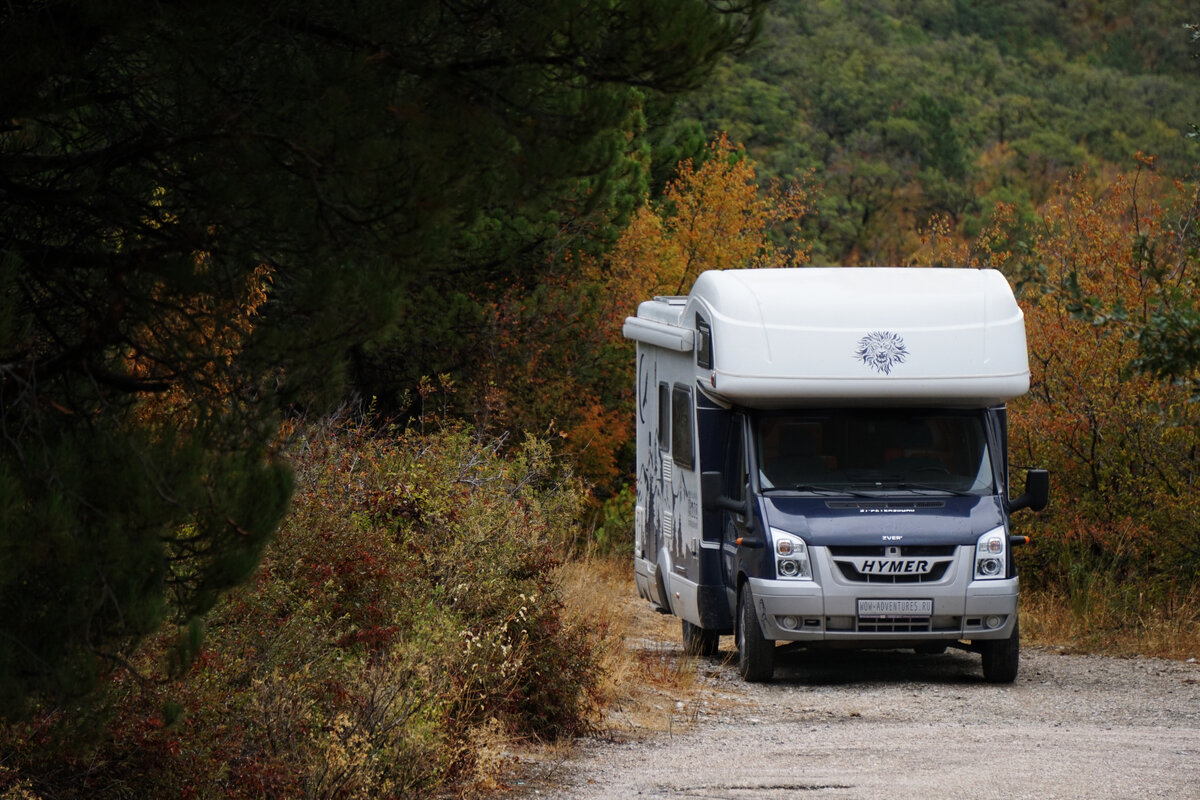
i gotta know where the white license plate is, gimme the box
[857,598,932,617]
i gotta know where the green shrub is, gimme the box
[591,484,637,557]
[0,420,597,799]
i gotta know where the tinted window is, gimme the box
[671,385,694,470]
[757,410,994,495]
[657,383,670,452]
[696,315,713,369]
[727,413,747,502]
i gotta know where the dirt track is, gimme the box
[521,639,1200,800]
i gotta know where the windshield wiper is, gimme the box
[838,474,977,497]
[782,483,878,498]
[890,481,975,497]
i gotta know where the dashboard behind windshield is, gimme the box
[757,410,995,496]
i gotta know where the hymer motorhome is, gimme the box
[622,268,1048,683]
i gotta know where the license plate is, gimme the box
[857,598,932,617]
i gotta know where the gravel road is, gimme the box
[524,640,1200,800]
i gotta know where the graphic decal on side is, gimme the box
[855,330,909,375]
[637,356,660,563]
[638,352,650,425]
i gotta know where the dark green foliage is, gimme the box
[0,412,294,717]
[0,0,763,716]
[1133,304,1200,390]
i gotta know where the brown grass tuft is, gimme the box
[1022,586,1200,659]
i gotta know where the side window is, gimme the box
[727,414,747,502]
[671,385,694,470]
[657,383,670,452]
[696,315,713,369]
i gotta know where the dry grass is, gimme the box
[476,556,717,795]
[555,556,710,736]
[1022,586,1200,659]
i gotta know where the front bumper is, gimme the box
[747,544,1018,643]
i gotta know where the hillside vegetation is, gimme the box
[681,0,1200,263]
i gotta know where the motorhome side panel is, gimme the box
[631,337,704,623]
[631,344,660,608]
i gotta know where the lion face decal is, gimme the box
[855,331,909,375]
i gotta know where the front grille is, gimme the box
[828,545,958,584]
[856,616,932,633]
[826,615,962,633]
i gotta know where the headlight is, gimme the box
[771,528,812,581]
[974,527,1007,580]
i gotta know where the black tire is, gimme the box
[981,617,1020,684]
[682,619,720,657]
[736,584,775,682]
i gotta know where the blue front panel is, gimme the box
[764,495,1006,549]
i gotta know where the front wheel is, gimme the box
[682,619,720,657]
[736,584,775,682]
[980,617,1019,684]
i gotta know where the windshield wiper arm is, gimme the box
[891,481,974,497]
[790,483,878,498]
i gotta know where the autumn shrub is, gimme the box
[913,162,1200,647]
[1008,168,1200,597]
[0,419,600,799]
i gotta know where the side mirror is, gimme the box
[701,471,744,514]
[1010,468,1049,513]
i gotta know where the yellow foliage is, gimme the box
[606,133,815,307]
[909,202,1020,272]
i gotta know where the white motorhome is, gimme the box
[623,267,1048,682]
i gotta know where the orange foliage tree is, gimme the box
[474,135,815,515]
[914,159,1200,596]
[605,132,815,307]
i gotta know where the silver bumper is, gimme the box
[748,544,1018,643]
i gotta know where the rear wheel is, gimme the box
[736,585,775,682]
[981,617,1020,684]
[682,620,720,657]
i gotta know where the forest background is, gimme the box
[2,0,1200,797]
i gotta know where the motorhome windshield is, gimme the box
[757,410,994,496]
